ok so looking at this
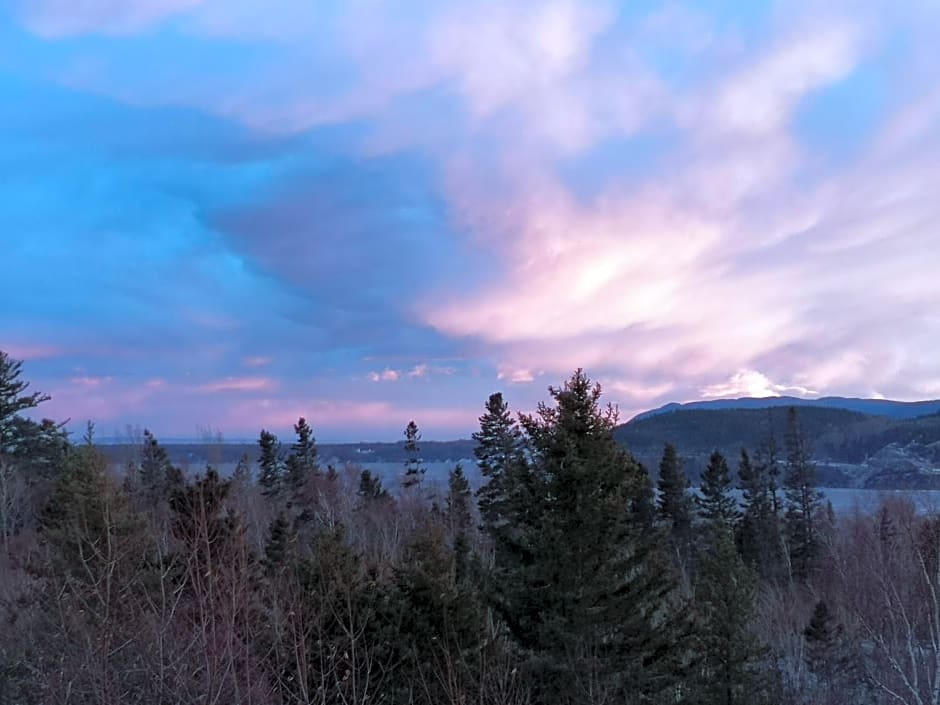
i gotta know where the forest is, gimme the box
[1,349,939,705]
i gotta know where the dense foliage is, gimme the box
[2,352,939,705]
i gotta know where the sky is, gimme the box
[2,0,939,442]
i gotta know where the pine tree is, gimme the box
[263,512,295,574]
[783,408,822,581]
[0,350,51,455]
[402,420,425,490]
[497,370,688,703]
[446,464,474,584]
[804,600,857,704]
[473,392,525,528]
[698,451,738,527]
[755,412,782,516]
[736,448,780,579]
[285,417,318,505]
[357,469,388,501]
[658,443,693,543]
[138,429,174,502]
[258,429,283,498]
[694,524,770,705]
[392,524,484,704]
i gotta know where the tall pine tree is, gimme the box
[285,417,318,506]
[783,408,822,581]
[494,370,688,704]
[698,451,738,527]
[402,420,425,490]
[258,429,283,499]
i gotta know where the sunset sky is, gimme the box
[2,0,939,441]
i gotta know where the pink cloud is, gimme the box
[0,342,62,361]
[497,365,535,384]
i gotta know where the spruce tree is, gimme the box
[446,464,473,584]
[357,469,388,501]
[736,448,780,579]
[694,524,769,705]
[263,512,295,574]
[0,350,51,455]
[138,429,174,503]
[698,451,738,527]
[258,429,283,498]
[783,408,822,581]
[804,600,857,703]
[498,370,688,703]
[658,443,693,557]
[402,420,425,490]
[285,417,318,504]
[473,392,525,529]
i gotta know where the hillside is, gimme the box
[615,405,940,489]
[634,396,940,421]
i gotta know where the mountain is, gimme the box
[616,403,940,489]
[633,396,940,421]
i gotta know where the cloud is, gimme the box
[197,377,275,393]
[703,21,862,136]
[369,369,400,383]
[497,365,535,384]
[700,369,817,399]
[6,0,940,440]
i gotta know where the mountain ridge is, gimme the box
[632,395,940,422]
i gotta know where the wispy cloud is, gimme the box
[197,377,275,393]
[4,0,940,439]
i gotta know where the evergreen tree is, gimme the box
[357,468,388,501]
[392,524,484,705]
[263,512,295,573]
[138,429,175,503]
[632,462,657,533]
[402,420,425,490]
[783,408,822,581]
[736,448,780,579]
[0,350,51,455]
[285,417,318,504]
[804,600,857,703]
[658,443,693,546]
[755,412,782,516]
[258,429,283,498]
[446,464,473,584]
[497,370,688,703]
[698,451,738,527]
[473,392,525,529]
[694,525,769,705]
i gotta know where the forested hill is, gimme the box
[634,396,940,420]
[615,406,940,488]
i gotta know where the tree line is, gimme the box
[1,350,939,704]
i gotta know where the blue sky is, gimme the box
[2,0,939,441]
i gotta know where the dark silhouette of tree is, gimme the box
[736,448,781,579]
[285,417,318,509]
[698,450,739,527]
[446,464,474,585]
[694,523,770,705]
[402,420,425,490]
[258,429,283,499]
[493,370,689,703]
[783,408,822,581]
[0,350,51,455]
